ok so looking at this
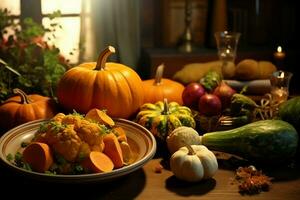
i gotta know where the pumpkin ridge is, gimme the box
[0,104,18,129]
[112,69,133,115]
[75,69,97,112]
[57,68,81,111]
[116,68,141,115]
[29,102,42,119]
[91,70,106,110]
[96,69,118,114]
[15,104,35,124]
[31,98,53,118]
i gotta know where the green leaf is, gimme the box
[48,10,61,20]
[200,70,222,92]
[0,9,71,102]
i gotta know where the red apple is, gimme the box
[198,94,222,116]
[213,81,236,109]
[182,82,205,109]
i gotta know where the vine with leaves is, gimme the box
[0,9,71,103]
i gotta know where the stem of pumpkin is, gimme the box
[154,63,164,85]
[185,143,196,155]
[13,88,32,104]
[95,46,116,70]
[162,98,169,115]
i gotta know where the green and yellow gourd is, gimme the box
[136,99,195,141]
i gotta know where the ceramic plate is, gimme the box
[0,118,156,183]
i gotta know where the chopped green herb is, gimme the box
[77,152,86,162]
[38,122,49,132]
[55,153,67,165]
[73,164,84,174]
[47,121,66,133]
[6,153,13,162]
[21,141,29,148]
[71,110,84,119]
[98,124,110,134]
[48,163,60,173]
[45,170,56,175]
[22,162,32,171]
[11,151,32,171]
[14,152,23,164]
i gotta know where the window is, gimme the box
[0,0,20,15]
[0,0,81,63]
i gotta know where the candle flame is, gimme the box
[277,46,282,53]
[279,71,284,78]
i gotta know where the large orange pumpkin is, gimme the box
[56,46,144,119]
[142,64,185,105]
[0,88,57,131]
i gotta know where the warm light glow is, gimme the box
[41,0,82,63]
[277,46,282,53]
[43,17,80,63]
[41,0,82,14]
[0,0,81,63]
[279,71,284,78]
[0,0,20,15]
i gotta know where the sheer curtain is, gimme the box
[80,0,140,69]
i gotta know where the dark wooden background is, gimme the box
[138,0,300,95]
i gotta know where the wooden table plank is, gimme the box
[0,157,299,199]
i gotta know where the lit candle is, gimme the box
[273,46,286,61]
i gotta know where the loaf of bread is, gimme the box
[173,61,235,84]
[235,59,277,80]
[258,61,277,79]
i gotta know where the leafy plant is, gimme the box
[0,9,71,102]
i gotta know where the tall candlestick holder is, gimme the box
[178,0,196,53]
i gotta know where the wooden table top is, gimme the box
[1,154,300,199]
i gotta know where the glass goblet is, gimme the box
[214,31,241,77]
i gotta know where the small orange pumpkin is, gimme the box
[142,64,185,104]
[0,89,57,131]
[56,46,144,119]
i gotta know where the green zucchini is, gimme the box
[200,120,298,163]
[278,96,300,132]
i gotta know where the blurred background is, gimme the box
[0,0,299,93]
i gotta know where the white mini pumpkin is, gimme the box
[170,144,218,182]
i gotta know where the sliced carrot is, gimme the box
[120,141,133,165]
[85,108,115,127]
[22,142,53,173]
[81,151,114,173]
[103,133,124,168]
[112,126,127,142]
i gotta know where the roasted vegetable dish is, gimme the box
[7,109,134,174]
